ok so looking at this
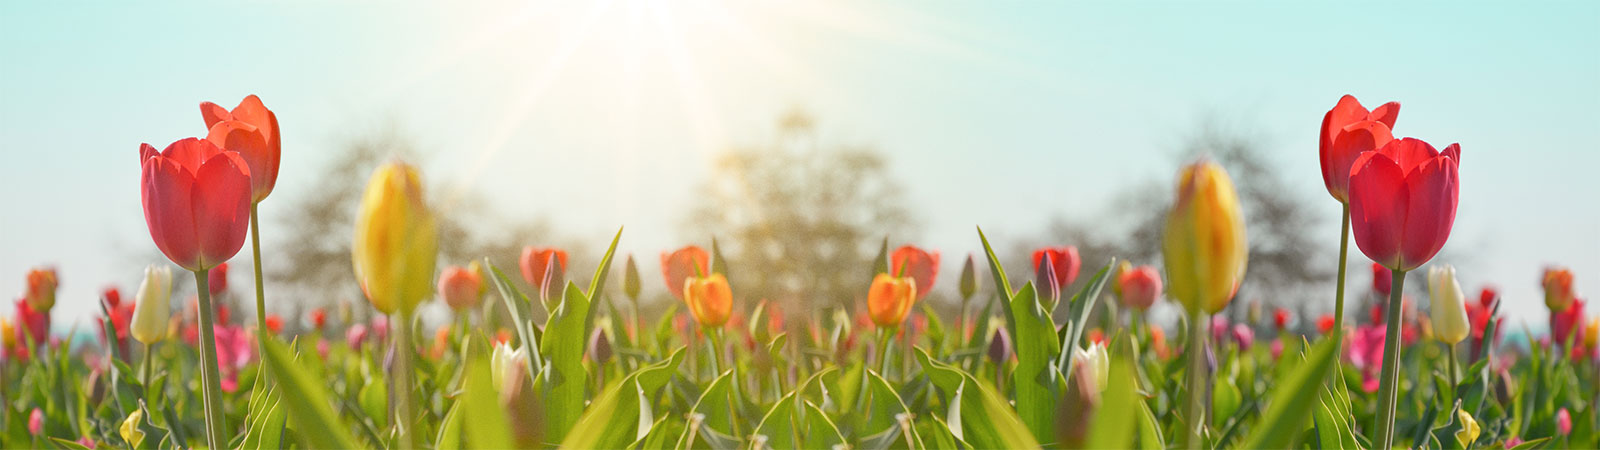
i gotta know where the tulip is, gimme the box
[890,246,940,300]
[1273,308,1290,332]
[490,341,528,394]
[208,262,229,296]
[520,247,569,308]
[1550,298,1585,347]
[12,299,49,356]
[683,274,733,328]
[661,246,711,300]
[309,308,327,330]
[959,253,978,300]
[1427,266,1469,345]
[1317,315,1336,334]
[140,138,252,272]
[352,161,438,316]
[1162,160,1246,449]
[1348,138,1460,272]
[120,409,146,448]
[99,288,134,360]
[1071,342,1109,394]
[1542,267,1576,312]
[439,263,487,312]
[1371,262,1391,296]
[868,274,917,329]
[131,265,172,345]
[346,324,369,350]
[1320,95,1400,203]
[24,267,57,311]
[28,408,42,435]
[0,317,13,355]
[1117,264,1163,311]
[623,254,642,300]
[201,95,281,202]
[587,327,612,364]
[1584,317,1599,354]
[1556,408,1572,435]
[1454,409,1480,447]
[1034,252,1061,304]
[1032,247,1081,294]
[986,326,1013,364]
[264,315,283,334]
[1231,324,1255,351]
[1163,160,1248,314]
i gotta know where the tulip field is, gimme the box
[1,92,1596,450]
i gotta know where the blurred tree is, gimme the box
[1023,118,1332,321]
[686,109,916,328]
[268,125,571,326]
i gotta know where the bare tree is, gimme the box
[686,109,916,327]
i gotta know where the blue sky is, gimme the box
[2,2,1597,331]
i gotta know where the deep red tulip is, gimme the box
[309,307,327,330]
[890,245,940,300]
[201,95,280,202]
[264,314,284,335]
[1316,314,1336,334]
[1273,308,1291,331]
[140,138,253,272]
[209,262,229,296]
[1371,262,1392,296]
[1031,247,1081,292]
[1320,95,1399,202]
[661,246,711,300]
[1348,138,1461,271]
[1478,286,1498,308]
[1550,298,1585,347]
[519,247,569,302]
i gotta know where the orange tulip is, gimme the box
[868,274,917,328]
[889,246,939,300]
[683,274,732,328]
[201,95,281,202]
[1543,267,1576,312]
[439,262,487,312]
[519,247,568,304]
[24,267,57,311]
[661,246,711,300]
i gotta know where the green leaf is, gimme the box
[461,357,514,449]
[1135,397,1166,450]
[1007,282,1061,442]
[1509,436,1552,450]
[1057,260,1115,375]
[587,226,624,298]
[1312,359,1362,450]
[753,392,798,449]
[1238,336,1340,449]
[239,379,285,449]
[485,259,544,376]
[1086,355,1139,450]
[541,282,594,443]
[689,370,738,435]
[710,235,730,278]
[975,227,1015,336]
[916,348,1040,449]
[260,338,364,449]
[862,370,920,446]
[435,402,463,450]
[560,349,685,449]
[871,235,890,276]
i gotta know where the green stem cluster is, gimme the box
[1185,309,1209,450]
[1373,268,1408,449]
[1333,204,1351,331]
[191,269,227,449]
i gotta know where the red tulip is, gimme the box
[1371,262,1392,296]
[1117,265,1163,311]
[1478,286,1498,309]
[309,307,327,330]
[439,263,487,312]
[1273,308,1291,331]
[201,95,280,202]
[1316,314,1336,334]
[1550,298,1585,346]
[1320,95,1399,202]
[661,246,711,300]
[264,314,284,335]
[1347,138,1461,271]
[13,298,49,350]
[1031,247,1081,291]
[140,138,253,272]
[890,245,940,300]
[209,262,229,296]
[519,247,568,303]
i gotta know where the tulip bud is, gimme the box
[1542,267,1576,312]
[0,317,14,351]
[1111,261,1133,298]
[29,408,43,435]
[351,161,438,315]
[958,254,978,300]
[1273,308,1290,331]
[1070,342,1109,393]
[1117,265,1163,311]
[1557,408,1572,435]
[1162,160,1248,314]
[120,409,146,447]
[588,327,612,364]
[131,265,173,344]
[987,327,1012,364]
[1455,409,1480,446]
[684,274,733,328]
[1231,324,1255,351]
[1584,317,1600,353]
[867,274,916,328]
[1035,252,1060,304]
[1427,265,1469,345]
[490,342,528,394]
[438,263,487,312]
[520,247,569,310]
[623,253,641,300]
[24,267,58,311]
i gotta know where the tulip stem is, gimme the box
[392,310,415,450]
[191,269,227,449]
[141,343,155,396]
[1373,268,1407,450]
[1446,342,1458,389]
[249,203,268,340]
[1184,309,1209,450]
[706,327,724,376]
[876,328,893,377]
[1333,204,1351,334]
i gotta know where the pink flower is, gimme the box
[1231,324,1255,350]
[1211,316,1229,342]
[28,408,43,435]
[1270,339,1284,360]
[1504,437,1523,448]
[211,325,255,392]
[347,323,370,350]
[316,338,331,360]
[372,316,389,342]
[1345,324,1388,392]
[1557,408,1572,435]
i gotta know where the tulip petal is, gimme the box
[1320,95,1370,156]
[1323,121,1394,201]
[208,120,277,201]
[890,246,939,300]
[1398,155,1458,270]
[1369,101,1400,129]
[190,152,253,269]
[200,101,232,129]
[1376,137,1438,175]
[1348,152,1408,268]
[661,246,710,300]
[142,156,201,270]
[161,138,227,177]
[230,95,280,149]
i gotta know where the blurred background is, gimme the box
[2,2,1596,336]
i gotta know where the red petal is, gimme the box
[207,120,277,201]
[161,137,228,177]
[142,156,201,270]
[661,246,709,299]
[891,246,939,299]
[200,101,232,129]
[230,95,280,154]
[1320,95,1370,157]
[1376,137,1438,175]
[1348,152,1407,269]
[1397,155,1459,270]
[1368,101,1400,129]
[191,152,253,269]
[1323,121,1394,201]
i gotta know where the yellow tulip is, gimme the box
[684,274,733,328]
[352,161,438,315]
[868,274,917,328]
[131,265,172,344]
[0,317,14,350]
[1584,317,1599,352]
[120,409,146,448]
[1162,160,1248,314]
[1454,409,1479,446]
[1427,265,1469,345]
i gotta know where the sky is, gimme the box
[2,1,1597,334]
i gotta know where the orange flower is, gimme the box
[683,274,732,328]
[520,247,568,305]
[890,246,939,300]
[868,274,917,328]
[439,262,487,312]
[201,95,281,202]
[1543,267,1576,312]
[661,246,711,300]
[24,267,58,311]
[263,315,283,335]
